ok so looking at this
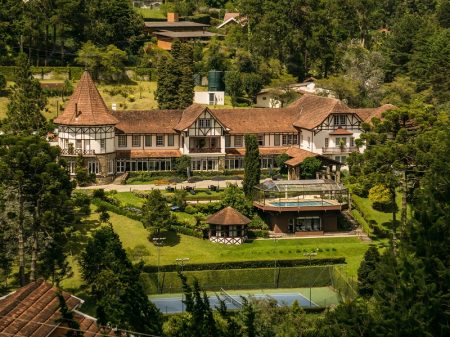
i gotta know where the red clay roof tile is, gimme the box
[206,206,251,225]
[54,71,118,126]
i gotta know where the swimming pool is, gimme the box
[270,200,334,207]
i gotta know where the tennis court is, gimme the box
[149,287,339,314]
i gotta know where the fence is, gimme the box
[329,265,358,302]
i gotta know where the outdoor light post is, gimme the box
[153,237,166,294]
[304,249,318,307]
[176,258,190,312]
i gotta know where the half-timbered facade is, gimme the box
[53,72,395,180]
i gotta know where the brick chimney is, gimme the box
[167,12,179,22]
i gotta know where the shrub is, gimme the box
[142,257,345,273]
[184,205,196,214]
[248,214,269,230]
[247,229,269,238]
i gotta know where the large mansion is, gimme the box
[53,72,395,181]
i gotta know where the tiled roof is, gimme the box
[329,128,353,135]
[284,147,341,167]
[206,206,251,226]
[174,104,209,131]
[213,108,298,133]
[114,109,182,134]
[284,148,319,166]
[54,72,118,126]
[116,149,181,158]
[0,280,114,337]
[353,104,397,122]
[292,94,351,130]
[226,147,290,156]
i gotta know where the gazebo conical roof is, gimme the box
[206,206,251,226]
[54,71,118,126]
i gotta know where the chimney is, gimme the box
[75,103,79,117]
[167,12,179,22]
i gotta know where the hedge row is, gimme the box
[92,197,142,222]
[142,257,345,273]
[141,265,335,294]
[0,66,155,81]
[171,225,203,239]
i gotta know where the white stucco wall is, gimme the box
[194,91,225,105]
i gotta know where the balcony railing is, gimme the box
[322,146,359,154]
[189,147,221,154]
[61,149,96,156]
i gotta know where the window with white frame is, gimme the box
[335,155,347,163]
[100,139,106,151]
[350,137,355,147]
[118,135,127,147]
[75,139,82,149]
[132,135,141,147]
[84,139,90,151]
[225,135,231,147]
[145,135,152,147]
[336,137,347,147]
[88,161,99,175]
[333,115,347,125]
[108,160,114,174]
[324,138,329,148]
[274,134,280,146]
[282,134,298,146]
[198,119,211,128]
[156,135,164,146]
[68,161,76,175]
[234,135,243,147]
[168,134,174,146]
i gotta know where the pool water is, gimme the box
[270,200,334,207]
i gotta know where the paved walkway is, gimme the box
[78,179,243,192]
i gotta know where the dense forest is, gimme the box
[1,0,449,107]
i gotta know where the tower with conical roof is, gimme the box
[54,71,118,180]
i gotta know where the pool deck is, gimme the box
[253,200,345,212]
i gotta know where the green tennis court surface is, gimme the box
[149,287,339,314]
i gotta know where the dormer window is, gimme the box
[199,119,211,128]
[333,115,347,126]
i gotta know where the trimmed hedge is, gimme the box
[171,225,203,239]
[92,198,142,221]
[142,257,345,273]
[141,265,335,294]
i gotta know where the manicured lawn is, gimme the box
[61,206,369,292]
[102,210,368,274]
[352,191,411,227]
[136,7,166,19]
[112,191,145,207]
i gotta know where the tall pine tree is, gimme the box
[243,134,261,197]
[155,40,194,109]
[4,54,47,135]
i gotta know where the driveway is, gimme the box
[78,179,243,192]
